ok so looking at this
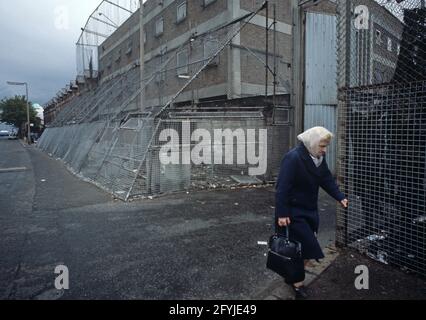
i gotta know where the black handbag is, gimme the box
[266,227,305,284]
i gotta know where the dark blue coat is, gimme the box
[275,143,345,260]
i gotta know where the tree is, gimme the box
[0,95,37,128]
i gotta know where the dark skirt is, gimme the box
[277,207,325,260]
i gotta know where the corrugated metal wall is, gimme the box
[304,12,338,174]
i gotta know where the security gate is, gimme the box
[336,0,426,277]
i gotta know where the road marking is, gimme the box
[0,167,27,173]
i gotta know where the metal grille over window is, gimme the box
[336,0,426,277]
[156,17,164,36]
[177,2,187,23]
[204,38,220,66]
[177,49,189,76]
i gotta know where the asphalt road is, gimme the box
[0,140,337,300]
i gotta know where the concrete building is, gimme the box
[92,0,293,111]
[139,0,292,109]
[44,0,344,131]
[44,0,298,126]
[40,0,346,200]
[350,0,404,86]
[98,8,141,82]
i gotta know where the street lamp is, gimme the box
[6,81,31,144]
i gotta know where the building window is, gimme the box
[177,49,189,76]
[177,2,187,23]
[203,0,216,7]
[155,17,164,37]
[375,30,382,45]
[155,47,167,83]
[204,37,220,66]
[387,37,392,52]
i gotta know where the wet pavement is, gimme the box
[2,140,423,301]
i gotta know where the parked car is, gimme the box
[0,130,10,137]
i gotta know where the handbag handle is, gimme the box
[277,226,290,239]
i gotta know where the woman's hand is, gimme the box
[278,217,291,227]
[340,199,349,208]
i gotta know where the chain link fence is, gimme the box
[336,0,426,276]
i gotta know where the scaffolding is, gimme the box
[38,1,292,202]
[76,0,140,78]
[336,0,426,277]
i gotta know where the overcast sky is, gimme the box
[0,0,100,105]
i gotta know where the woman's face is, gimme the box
[313,139,330,158]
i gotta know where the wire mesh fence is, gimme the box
[39,113,291,200]
[138,116,290,197]
[76,0,140,77]
[336,0,426,276]
[48,66,141,127]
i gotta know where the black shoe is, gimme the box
[292,285,309,300]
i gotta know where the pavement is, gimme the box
[261,243,426,300]
[0,139,424,300]
[307,249,426,300]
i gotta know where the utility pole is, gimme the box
[265,1,269,100]
[25,83,30,144]
[273,3,277,107]
[291,0,305,147]
[140,0,145,112]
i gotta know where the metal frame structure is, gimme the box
[76,0,140,77]
[336,0,426,277]
[39,1,293,203]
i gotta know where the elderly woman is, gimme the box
[275,127,348,299]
